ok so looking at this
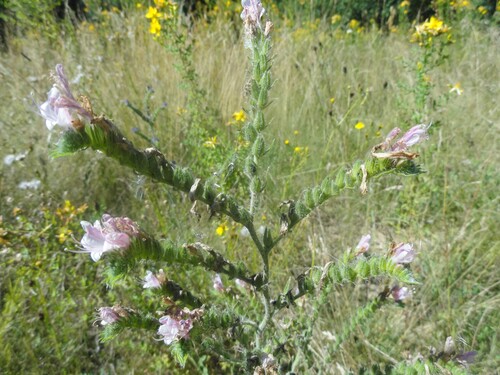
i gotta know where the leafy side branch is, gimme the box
[56,117,255,230]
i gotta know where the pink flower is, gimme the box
[143,270,166,289]
[391,286,411,302]
[98,306,127,325]
[158,316,193,345]
[385,127,401,144]
[213,274,225,292]
[78,214,140,261]
[391,124,429,151]
[391,243,415,264]
[38,64,92,131]
[354,234,371,256]
[372,124,430,159]
[241,0,265,28]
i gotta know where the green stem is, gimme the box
[79,118,254,228]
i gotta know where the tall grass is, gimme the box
[0,8,498,373]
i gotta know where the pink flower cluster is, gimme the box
[158,316,193,345]
[240,0,265,29]
[157,308,203,345]
[38,64,92,131]
[79,214,140,261]
[97,306,127,326]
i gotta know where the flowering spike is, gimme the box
[241,0,265,29]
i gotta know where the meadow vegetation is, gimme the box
[0,1,498,373]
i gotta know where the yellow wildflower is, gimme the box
[400,0,410,7]
[136,3,143,9]
[57,228,72,244]
[348,19,360,30]
[216,223,228,236]
[415,16,450,37]
[294,146,308,155]
[477,6,488,15]
[330,97,335,104]
[331,14,341,24]
[355,122,365,130]
[293,130,299,135]
[88,23,95,32]
[146,6,161,19]
[203,136,218,148]
[284,139,290,145]
[154,0,166,7]
[149,17,161,36]
[232,110,246,122]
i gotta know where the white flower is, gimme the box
[18,179,41,190]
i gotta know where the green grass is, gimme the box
[0,8,498,374]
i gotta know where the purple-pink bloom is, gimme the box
[213,274,225,292]
[38,64,92,131]
[391,286,411,302]
[391,124,429,151]
[98,307,120,325]
[372,124,429,159]
[355,234,371,255]
[78,214,140,261]
[385,127,401,144]
[143,269,166,289]
[158,316,193,345]
[241,0,265,28]
[391,243,415,264]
